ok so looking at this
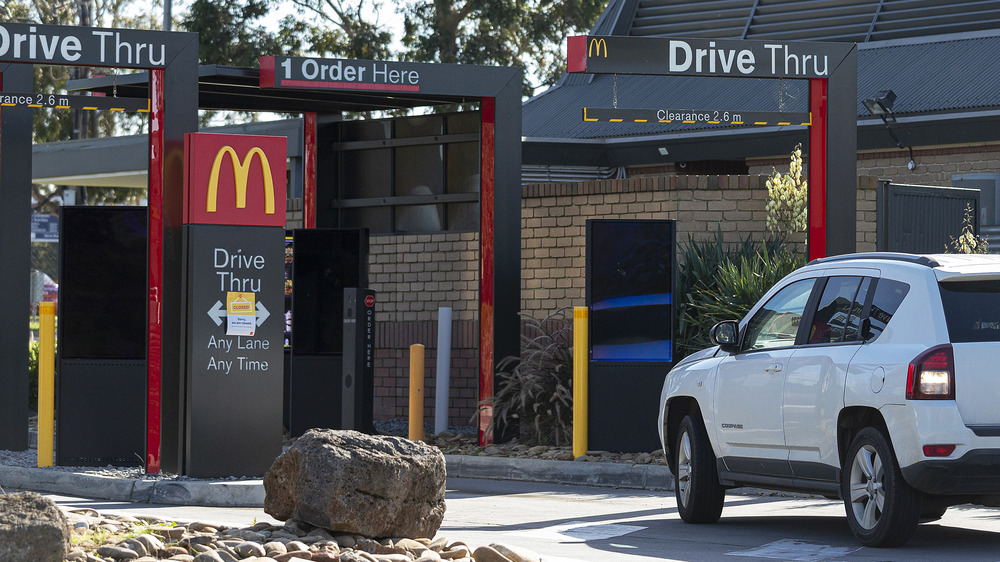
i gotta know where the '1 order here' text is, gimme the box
[279,57,420,86]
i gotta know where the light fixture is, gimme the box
[658,147,669,156]
[863,90,896,119]
[864,89,914,170]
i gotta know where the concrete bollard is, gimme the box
[434,307,453,435]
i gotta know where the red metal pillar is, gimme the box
[304,112,317,229]
[146,69,165,474]
[808,79,828,261]
[479,97,496,445]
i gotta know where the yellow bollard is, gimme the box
[409,344,425,441]
[573,306,589,459]
[38,302,56,468]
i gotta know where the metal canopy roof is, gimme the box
[32,119,305,188]
[68,64,475,113]
[523,0,1000,166]
[630,0,1000,42]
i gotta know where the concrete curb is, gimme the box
[0,465,265,507]
[0,456,674,508]
[444,455,675,491]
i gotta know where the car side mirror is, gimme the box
[709,320,740,352]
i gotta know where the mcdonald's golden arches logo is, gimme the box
[207,146,276,215]
[183,133,287,227]
[589,38,608,57]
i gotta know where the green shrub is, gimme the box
[675,229,804,359]
[486,309,574,446]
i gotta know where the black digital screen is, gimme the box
[59,207,147,359]
[587,220,675,362]
[291,228,368,355]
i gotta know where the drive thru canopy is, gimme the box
[0,22,522,471]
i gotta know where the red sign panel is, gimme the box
[365,295,375,307]
[183,133,287,227]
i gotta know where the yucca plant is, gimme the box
[675,228,803,358]
[686,244,805,350]
[484,308,574,446]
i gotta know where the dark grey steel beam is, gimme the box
[0,63,33,451]
[158,37,200,474]
[826,45,859,256]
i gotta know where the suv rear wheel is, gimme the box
[842,427,921,547]
[675,414,725,523]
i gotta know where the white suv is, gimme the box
[658,252,1000,547]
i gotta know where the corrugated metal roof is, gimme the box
[525,0,1000,141]
[858,34,1000,115]
[631,0,757,38]
[629,0,1000,42]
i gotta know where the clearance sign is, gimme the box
[183,133,287,227]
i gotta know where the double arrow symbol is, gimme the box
[207,301,270,327]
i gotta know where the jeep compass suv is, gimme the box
[658,253,1000,547]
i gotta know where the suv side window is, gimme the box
[808,276,870,344]
[867,278,909,340]
[742,279,815,351]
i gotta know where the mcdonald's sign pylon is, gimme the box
[183,133,287,227]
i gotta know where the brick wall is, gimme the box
[367,232,481,427]
[521,174,878,315]
[286,144,1000,429]
[747,144,1000,187]
[855,144,1000,183]
[363,173,879,427]
[372,318,481,426]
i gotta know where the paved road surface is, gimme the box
[47,478,1000,561]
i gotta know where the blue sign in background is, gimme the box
[31,213,59,243]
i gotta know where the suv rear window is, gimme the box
[939,280,1000,343]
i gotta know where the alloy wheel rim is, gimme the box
[677,430,693,506]
[849,443,885,530]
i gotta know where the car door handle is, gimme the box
[764,362,783,373]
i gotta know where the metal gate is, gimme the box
[876,181,981,253]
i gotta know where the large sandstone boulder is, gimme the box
[264,429,446,538]
[0,491,70,562]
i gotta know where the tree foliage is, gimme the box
[401,0,604,96]
[286,0,393,59]
[11,0,160,208]
[181,0,301,66]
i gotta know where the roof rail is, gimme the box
[808,252,940,268]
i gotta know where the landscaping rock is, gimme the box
[264,429,446,539]
[0,491,70,562]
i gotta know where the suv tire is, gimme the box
[675,414,725,523]
[842,427,921,547]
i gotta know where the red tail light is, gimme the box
[906,344,955,400]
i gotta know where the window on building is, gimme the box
[330,111,481,234]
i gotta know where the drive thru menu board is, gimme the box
[185,224,283,477]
